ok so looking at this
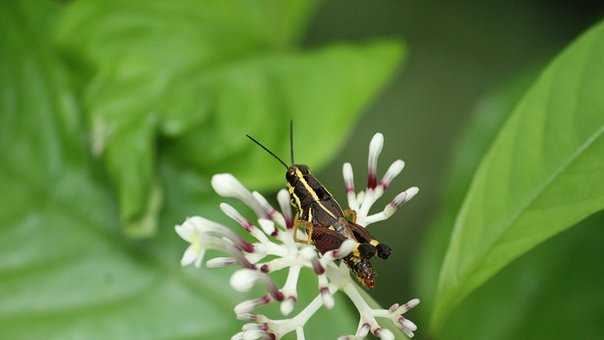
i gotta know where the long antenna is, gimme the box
[290,120,295,164]
[246,134,289,169]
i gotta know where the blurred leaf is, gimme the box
[170,41,404,188]
[0,2,357,339]
[55,0,319,237]
[55,0,403,237]
[432,20,604,329]
[0,1,84,182]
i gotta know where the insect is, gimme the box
[246,122,392,288]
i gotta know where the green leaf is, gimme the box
[0,3,356,339]
[55,0,403,237]
[417,64,603,340]
[439,212,604,340]
[432,20,604,329]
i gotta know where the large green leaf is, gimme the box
[55,0,403,237]
[0,3,357,339]
[432,20,604,329]
[417,65,604,340]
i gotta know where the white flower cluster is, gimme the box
[175,133,419,339]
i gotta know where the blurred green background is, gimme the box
[1,1,604,339]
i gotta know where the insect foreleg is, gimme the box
[342,209,357,223]
[292,219,313,244]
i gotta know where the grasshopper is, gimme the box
[246,123,391,288]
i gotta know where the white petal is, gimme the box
[185,216,243,245]
[300,246,317,260]
[381,187,420,219]
[295,327,305,340]
[242,323,263,331]
[402,319,417,332]
[382,159,405,187]
[234,296,268,315]
[220,203,252,229]
[343,162,355,190]
[356,324,370,337]
[211,174,265,218]
[206,257,236,268]
[321,290,334,309]
[175,222,195,242]
[281,265,301,303]
[367,133,384,185]
[368,133,384,164]
[402,328,415,338]
[188,216,226,233]
[335,239,356,258]
[231,332,245,340]
[212,173,248,197]
[377,328,394,340]
[280,297,296,316]
[358,186,381,218]
[230,269,262,292]
[407,298,421,309]
[180,245,200,267]
[277,189,293,228]
[390,187,419,209]
[404,186,419,201]
[258,218,276,236]
[235,330,265,340]
[252,191,273,214]
[194,248,206,268]
[343,163,358,210]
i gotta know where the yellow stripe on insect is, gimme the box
[288,183,303,212]
[295,169,319,200]
[295,168,336,219]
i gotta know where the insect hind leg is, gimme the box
[374,242,392,259]
[311,226,348,254]
[357,243,377,259]
[344,220,392,259]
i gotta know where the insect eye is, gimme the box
[286,170,296,182]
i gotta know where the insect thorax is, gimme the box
[286,165,343,227]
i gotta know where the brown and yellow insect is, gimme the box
[246,123,391,288]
